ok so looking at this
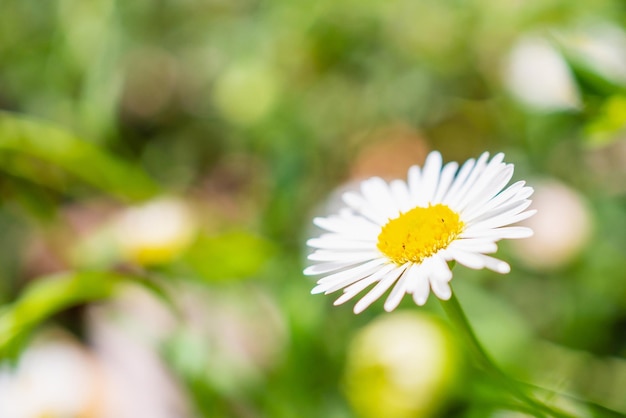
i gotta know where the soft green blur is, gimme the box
[0,0,625,417]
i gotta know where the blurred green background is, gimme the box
[0,0,625,417]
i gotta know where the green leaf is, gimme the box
[0,112,159,200]
[0,271,122,359]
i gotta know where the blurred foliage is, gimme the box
[0,0,625,417]
[0,271,123,359]
[182,231,277,283]
[0,112,160,200]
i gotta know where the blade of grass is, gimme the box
[0,112,159,201]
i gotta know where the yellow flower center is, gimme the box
[376,204,464,265]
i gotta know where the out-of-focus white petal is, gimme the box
[503,35,581,111]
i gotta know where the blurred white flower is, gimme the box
[511,180,592,270]
[503,36,581,111]
[305,151,535,313]
[113,197,196,265]
[560,22,626,86]
[87,288,190,418]
[344,311,461,418]
[0,319,190,418]
[0,335,98,418]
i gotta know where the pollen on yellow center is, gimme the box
[377,204,464,265]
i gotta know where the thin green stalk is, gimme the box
[517,380,626,418]
[440,291,576,418]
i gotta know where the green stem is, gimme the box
[440,291,576,418]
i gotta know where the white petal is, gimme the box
[313,216,379,237]
[360,177,399,220]
[448,249,488,270]
[332,263,397,306]
[462,154,508,203]
[460,226,533,240]
[311,259,386,295]
[408,165,422,204]
[431,279,452,300]
[342,192,388,225]
[448,239,498,253]
[466,197,533,226]
[314,232,376,243]
[458,164,514,213]
[408,266,430,306]
[464,199,532,225]
[306,237,375,250]
[307,250,379,262]
[316,257,385,284]
[304,261,363,276]
[432,161,459,203]
[428,255,453,282]
[467,208,536,231]
[353,266,405,314]
[441,157,476,205]
[447,152,491,209]
[390,179,411,213]
[383,263,412,312]
[462,181,529,221]
[415,151,442,206]
[480,254,511,273]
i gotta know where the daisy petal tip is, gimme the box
[434,291,452,301]
[431,281,452,300]
[496,262,511,274]
[517,227,534,238]
[412,290,429,306]
[310,285,326,295]
[333,289,357,306]
[353,304,366,315]
[437,292,452,301]
[352,297,369,314]
[383,300,400,312]
[311,217,326,228]
[302,266,317,276]
[427,150,443,163]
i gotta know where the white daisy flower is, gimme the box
[304,151,536,314]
